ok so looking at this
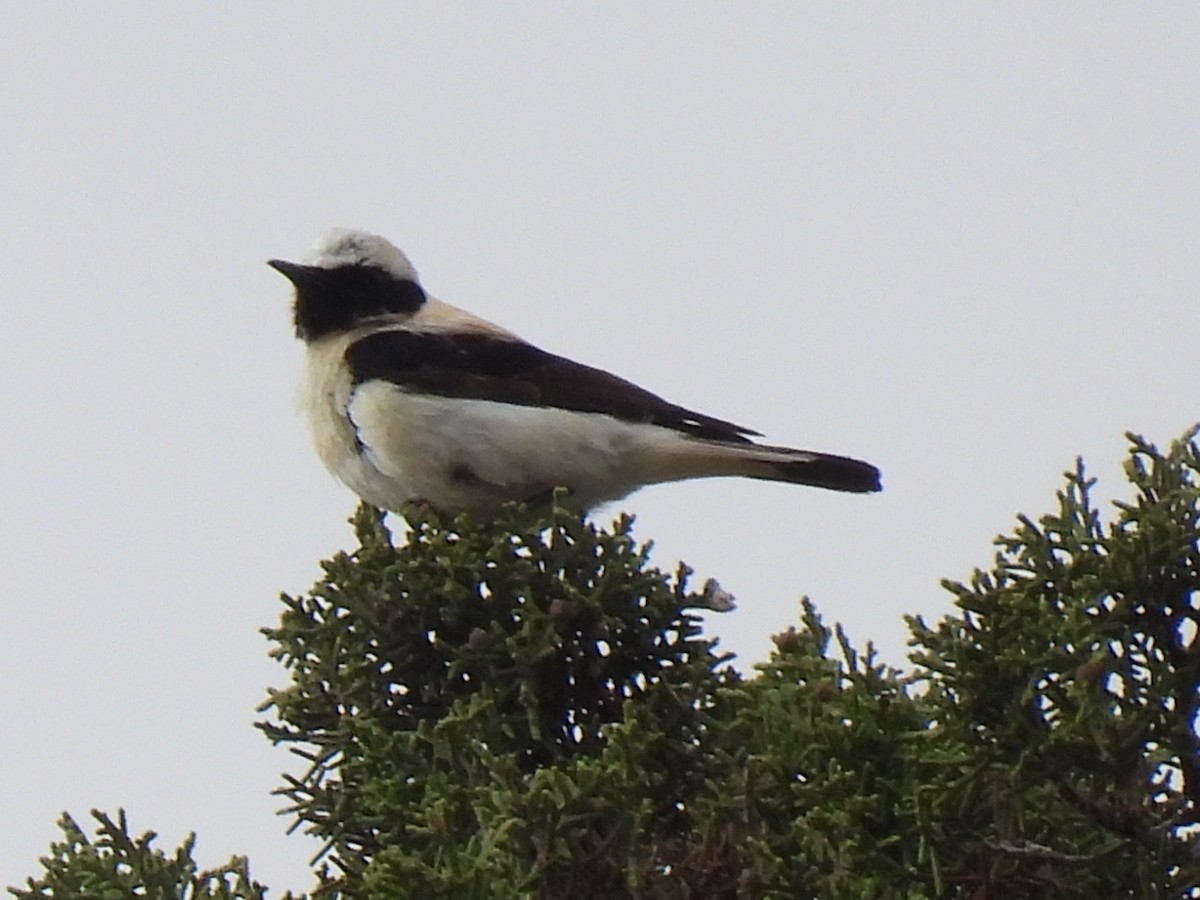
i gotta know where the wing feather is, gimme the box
[344,330,758,443]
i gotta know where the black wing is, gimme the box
[344,329,759,443]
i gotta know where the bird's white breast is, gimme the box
[299,330,398,509]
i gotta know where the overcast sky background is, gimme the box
[2,4,1197,894]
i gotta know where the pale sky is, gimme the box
[3,5,1197,894]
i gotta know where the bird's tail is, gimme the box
[647,439,882,494]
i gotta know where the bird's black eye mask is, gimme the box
[272,261,427,341]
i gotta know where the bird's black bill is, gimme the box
[268,258,325,288]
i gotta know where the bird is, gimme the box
[269,228,881,517]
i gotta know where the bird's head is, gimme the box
[269,229,426,342]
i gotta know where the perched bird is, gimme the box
[270,229,881,517]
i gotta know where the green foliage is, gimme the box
[258,493,739,898]
[255,431,1198,898]
[723,607,932,899]
[11,810,294,900]
[14,428,1199,899]
[906,429,1200,897]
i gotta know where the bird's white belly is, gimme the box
[316,379,673,514]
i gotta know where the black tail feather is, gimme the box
[766,453,882,494]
